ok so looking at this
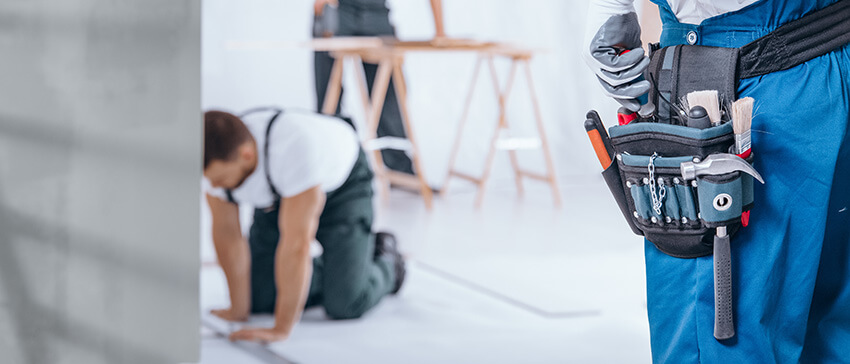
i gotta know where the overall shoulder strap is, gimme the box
[264,109,284,201]
[224,189,237,204]
[224,107,284,205]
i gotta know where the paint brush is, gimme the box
[732,97,754,228]
[687,90,722,126]
[732,97,754,158]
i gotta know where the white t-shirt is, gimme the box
[665,0,759,24]
[205,109,360,208]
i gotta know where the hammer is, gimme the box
[680,154,764,340]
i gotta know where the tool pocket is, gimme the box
[628,181,658,221]
[696,172,743,227]
[602,160,643,235]
[646,44,740,125]
[602,122,754,258]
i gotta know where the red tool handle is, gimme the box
[617,106,638,126]
[617,111,638,125]
[736,148,753,227]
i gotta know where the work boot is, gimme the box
[374,232,406,294]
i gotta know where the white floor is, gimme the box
[198,177,652,363]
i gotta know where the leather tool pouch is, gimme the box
[599,44,755,258]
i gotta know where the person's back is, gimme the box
[207,109,360,207]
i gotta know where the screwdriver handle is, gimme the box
[585,126,612,168]
[586,111,615,159]
[584,111,615,168]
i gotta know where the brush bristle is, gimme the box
[687,90,721,125]
[732,97,754,154]
[732,97,754,134]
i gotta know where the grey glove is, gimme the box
[313,3,339,38]
[586,12,651,113]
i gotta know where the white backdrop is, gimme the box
[202,0,656,186]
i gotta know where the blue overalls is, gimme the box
[646,1,850,362]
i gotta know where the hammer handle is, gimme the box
[714,233,735,340]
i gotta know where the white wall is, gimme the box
[202,0,637,188]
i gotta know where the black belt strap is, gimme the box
[739,0,850,79]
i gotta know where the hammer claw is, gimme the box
[681,153,765,183]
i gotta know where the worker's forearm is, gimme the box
[212,235,251,315]
[272,237,313,336]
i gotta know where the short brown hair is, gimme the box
[204,110,254,169]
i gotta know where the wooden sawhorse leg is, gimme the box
[390,57,434,209]
[321,52,345,116]
[443,53,561,208]
[326,51,433,210]
[519,57,561,207]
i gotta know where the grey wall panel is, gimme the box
[0,1,200,363]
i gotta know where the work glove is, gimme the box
[313,0,339,38]
[583,0,652,114]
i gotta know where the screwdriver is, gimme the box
[585,110,615,168]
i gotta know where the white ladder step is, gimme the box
[496,137,542,150]
[364,137,413,152]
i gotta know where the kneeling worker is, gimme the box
[203,108,405,342]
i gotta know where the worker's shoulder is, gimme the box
[280,110,342,125]
[278,110,353,135]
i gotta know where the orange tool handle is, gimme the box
[586,129,612,168]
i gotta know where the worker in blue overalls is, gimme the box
[585,0,850,362]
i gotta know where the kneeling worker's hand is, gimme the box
[229,327,289,343]
[211,307,249,322]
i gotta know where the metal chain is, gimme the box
[648,153,666,217]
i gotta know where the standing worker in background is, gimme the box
[585,0,849,362]
[312,0,415,176]
[312,0,447,180]
[204,109,406,342]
